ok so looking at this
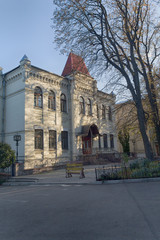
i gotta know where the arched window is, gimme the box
[108,106,112,121]
[97,105,99,118]
[48,91,56,110]
[80,96,85,114]
[87,98,92,115]
[61,93,67,112]
[34,87,42,108]
[102,105,106,119]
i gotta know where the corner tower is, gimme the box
[62,52,91,77]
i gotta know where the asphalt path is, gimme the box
[0,182,160,240]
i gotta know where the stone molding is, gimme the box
[28,71,69,89]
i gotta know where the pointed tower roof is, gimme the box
[62,52,91,77]
[20,54,29,62]
[20,54,31,66]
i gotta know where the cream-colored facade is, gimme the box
[0,55,117,174]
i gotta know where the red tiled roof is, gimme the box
[62,52,91,77]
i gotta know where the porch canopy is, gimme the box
[79,124,102,138]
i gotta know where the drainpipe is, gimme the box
[0,68,5,143]
[68,75,74,162]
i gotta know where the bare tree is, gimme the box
[52,0,160,160]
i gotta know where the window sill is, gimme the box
[49,149,56,151]
[34,106,43,110]
[35,149,43,153]
[48,109,56,112]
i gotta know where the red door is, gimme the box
[82,136,92,154]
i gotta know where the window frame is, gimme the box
[35,129,43,150]
[48,91,56,110]
[110,134,114,149]
[108,106,112,121]
[79,96,85,114]
[103,134,108,148]
[87,98,92,116]
[34,87,43,108]
[61,131,68,150]
[102,105,106,119]
[49,130,56,150]
[61,93,67,112]
[97,105,99,118]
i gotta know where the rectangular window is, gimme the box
[61,131,68,150]
[35,129,43,149]
[110,134,114,148]
[102,105,106,119]
[49,130,56,149]
[103,134,108,148]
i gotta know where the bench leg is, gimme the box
[79,169,85,179]
[66,171,72,178]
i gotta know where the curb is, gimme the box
[2,177,160,186]
[101,177,160,184]
[2,181,101,186]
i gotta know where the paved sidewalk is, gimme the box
[4,162,160,186]
[13,164,105,185]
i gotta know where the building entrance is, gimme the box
[81,124,100,155]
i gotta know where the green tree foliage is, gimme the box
[0,143,15,169]
[118,128,130,154]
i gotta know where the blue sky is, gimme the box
[0,0,105,89]
[0,0,69,75]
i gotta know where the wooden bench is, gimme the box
[66,163,85,179]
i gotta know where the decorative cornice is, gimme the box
[76,85,94,94]
[5,72,22,85]
[29,71,69,88]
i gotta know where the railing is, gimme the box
[95,165,128,181]
[78,147,117,155]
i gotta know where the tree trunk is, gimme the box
[154,121,160,154]
[145,75,160,154]
[136,102,154,160]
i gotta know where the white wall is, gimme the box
[4,68,25,158]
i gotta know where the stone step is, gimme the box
[2,177,39,186]
[6,177,38,182]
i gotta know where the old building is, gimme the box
[0,53,117,175]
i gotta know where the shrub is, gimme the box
[0,143,15,169]
[140,159,150,168]
[97,159,160,181]
[130,161,140,170]
[121,153,129,165]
